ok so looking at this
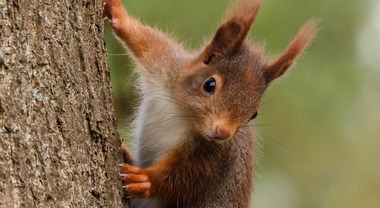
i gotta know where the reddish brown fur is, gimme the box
[121,130,255,207]
[104,0,317,207]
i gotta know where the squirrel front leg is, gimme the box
[103,0,185,72]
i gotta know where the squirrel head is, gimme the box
[174,0,318,142]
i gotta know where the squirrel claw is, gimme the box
[123,183,151,198]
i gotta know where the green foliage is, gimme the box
[105,0,380,207]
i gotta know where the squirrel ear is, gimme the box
[202,0,262,65]
[265,20,319,82]
[202,21,245,65]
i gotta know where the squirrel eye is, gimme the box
[203,77,216,95]
[250,112,258,121]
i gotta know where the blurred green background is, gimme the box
[104,0,380,207]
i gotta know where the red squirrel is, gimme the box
[103,0,317,207]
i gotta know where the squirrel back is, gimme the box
[103,0,317,207]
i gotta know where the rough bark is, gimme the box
[0,0,126,207]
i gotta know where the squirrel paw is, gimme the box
[120,164,151,198]
[102,0,123,29]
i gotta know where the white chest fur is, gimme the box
[133,83,190,168]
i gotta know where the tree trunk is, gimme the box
[0,0,127,207]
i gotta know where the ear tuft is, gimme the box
[202,0,262,64]
[265,19,320,82]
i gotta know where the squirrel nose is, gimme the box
[214,124,236,140]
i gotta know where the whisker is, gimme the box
[106,53,130,56]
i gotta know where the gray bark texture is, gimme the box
[0,0,127,207]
